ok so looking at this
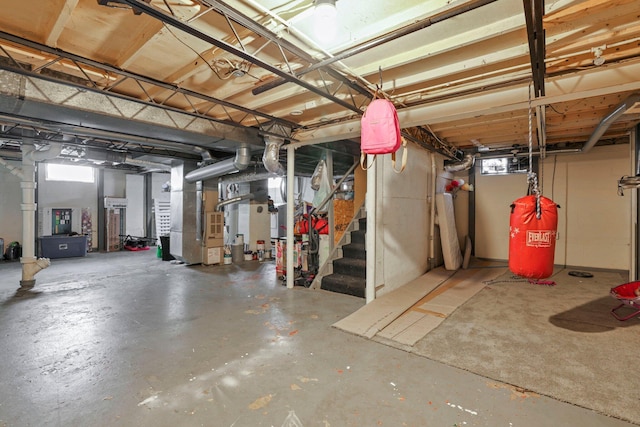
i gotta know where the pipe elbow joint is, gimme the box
[263,137,285,175]
[234,146,252,171]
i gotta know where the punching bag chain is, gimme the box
[526,84,541,219]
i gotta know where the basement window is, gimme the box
[46,164,95,183]
[481,157,529,175]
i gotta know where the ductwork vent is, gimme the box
[84,148,127,164]
[444,153,475,172]
[263,136,285,176]
[27,142,63,162]
[193,146,213,162]
[582,93,640,153]
[184,146,251,183]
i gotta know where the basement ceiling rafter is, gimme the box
[0,31,297,139]
[0,0,638,170]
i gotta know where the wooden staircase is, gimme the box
[320,217,366,298]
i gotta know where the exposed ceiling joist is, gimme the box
[0,0,638,170]
[523,0,546,97]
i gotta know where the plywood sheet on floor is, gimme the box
[332,267,455,338]
[375,267,507,346]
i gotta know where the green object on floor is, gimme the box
[156,245,162,258]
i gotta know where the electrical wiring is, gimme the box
[162,23,227,80]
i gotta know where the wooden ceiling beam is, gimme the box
[117,20,165,69]
[45,0,80,47]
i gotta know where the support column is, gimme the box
[97,169,105,251]
[365,154,376,303]
[633,124,639,281]
[286,146,295,289]
[19,145,50,289]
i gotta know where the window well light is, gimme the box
[313,0,338,43]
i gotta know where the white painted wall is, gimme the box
[0,162,104,250]
[125,174,145,237]
[541,144,631,270]
[104,169,126,198]
[37,164,99,244]
[0,160,23,246]
[375,145,433,296]
[151,172,171,202]
[474,168,527,260]
[474,144,631,271]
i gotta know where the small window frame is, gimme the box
[45,163,96,183]
[480,157,530,176]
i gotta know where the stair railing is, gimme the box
[307,160,359,280]
[310,161,358,216]
[310,199,366,290]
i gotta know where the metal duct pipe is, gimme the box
[444,154,475,172]
[218,167,273,185]
[193,146,213,161]
[184,146,251,183]
[27,142,63,162]
[86,148,127,164]
[0,149,22,159]
[82,147,169,170]
[215,193,255,211]
[263,136,285,176]
[124,156,171,171]
[196,181,203,242]
[582,93,640,153]
[0,156,24,179]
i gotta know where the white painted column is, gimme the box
[19,145,50,288]
[429,153,437,269]
[630,127,638,281]
[365,154,376,303]
[286,146,295,289]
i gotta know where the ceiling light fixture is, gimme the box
[591,45,606,66]
[313,0,338,44]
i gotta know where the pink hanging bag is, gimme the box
[360,96,407,173]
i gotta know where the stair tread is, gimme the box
[321,273,365,298]
[342,243,366,259]
[323,273,365,282]
[320,216,367,298]
[344,242,365,250]
[333,257,366,267]
[350,231,366,243]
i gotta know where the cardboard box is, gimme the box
[203,190,219,212]
[202,246,223,265]
[206,238,224,248]
[205,212,224,242]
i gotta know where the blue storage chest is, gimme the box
[40,235,88,259]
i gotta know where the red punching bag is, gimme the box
[509,195,558,279]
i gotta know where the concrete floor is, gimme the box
[0,250,635,427]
